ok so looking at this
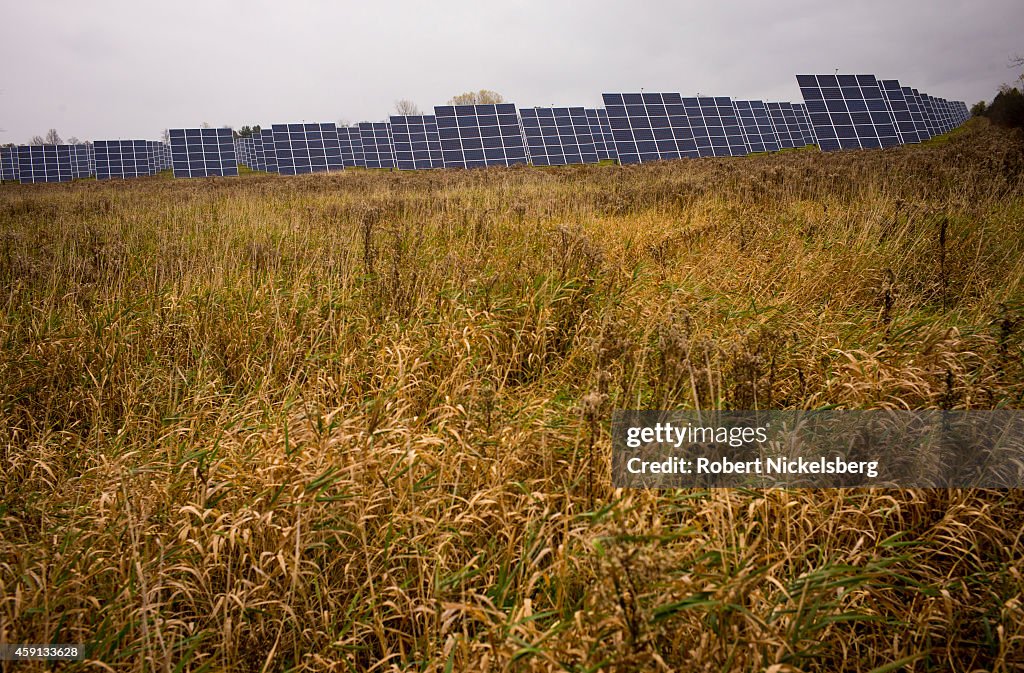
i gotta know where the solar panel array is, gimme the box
[168,128,238,178]
[603,93,700,164]
[434,104,529,168]
[94,140,154,180]
[272,123,343,175]
[1,72,972,185]
[358,122,396,169]
[733,100,781,153]
[390,115,443,169]
[683,97,747,157]
[17,145,74,183]
[520,107,599,166]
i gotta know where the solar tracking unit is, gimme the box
[433,103,529,168]
[879,80,921,144]
[390,115,443,169]
[792,103,817,146]
[733,100,781,153]
[602,93,701,164]
[94,140,154,180]
[683,97,747,157]
[259,129,278,173]
[271,123,343,175]
[71,144,92,178]
[903,88,931,140]
[336,126,365,168]
[520,107,599,166]
[358,122,396,169]
[2,146,21,181]
[168,128,238,178]
[17,145,74,183]
[796,74,902,151]
[585,108,616,161]
[766,102,806,149]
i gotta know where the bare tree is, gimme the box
[201,122,212,129]
[337,118,351,128]
[447,90,505,105]
[161,129,169,143]
[394,99,422,115]
[30,135,46,145]
[66,136,80,144]
[44,129,62,144]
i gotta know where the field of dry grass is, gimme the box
[2,119,1024,671]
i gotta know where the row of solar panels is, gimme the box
[1,74,968,184]
[0,140,172,183]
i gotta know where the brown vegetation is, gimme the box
[1,119,1023,671]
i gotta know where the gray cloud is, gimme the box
[1,0,1019,144]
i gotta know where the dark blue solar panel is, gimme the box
[259,129,278,173]
[433,103,529,168]
[389,115,442,170]
[358,122,396,169]
[94,140,155,180]
[2,146,21,181]
[918,94,942,137]
[271,123,343,175]
[765,102,806,149]
[792,103,817,146]
[17,145,74,183]
[903,88,931,140]
[601,92,699,164]
[584,109,616,161]
[796,74,900,152]
[733,100,781,153]
[337,127,365,168]
[879,80,921,144]
[520,107,599,166]
[70,144,92,178]
[168,128,238,178]
[681,97,747,157]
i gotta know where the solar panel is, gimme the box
[938,98,954,132]
[918,94,942,137]
[903,88,931,140]
[2,146,21,181]
[585,108,616,161]
[602,93,699,164]
[337,126,365,168]
[765,102,804,149]
[520,107,599,166]
[434,103,529,168]
[168,128,239,178]
[792,103,817,146]
[271,123,343,175]
[389,115,443,170]
[70,144,92,178]
[733,100,781,153]
[94,140,154,180]
[879,80,921,144]
[682,97,747,157]
[259,129,278,173]
[796,74,900,151]
[17,144,74,184]
[358,122,396,169]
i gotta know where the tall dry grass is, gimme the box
[1,119,1023,671]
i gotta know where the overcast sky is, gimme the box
[1,0,1020,143]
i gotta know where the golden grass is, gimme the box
[1,119,1023,671]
